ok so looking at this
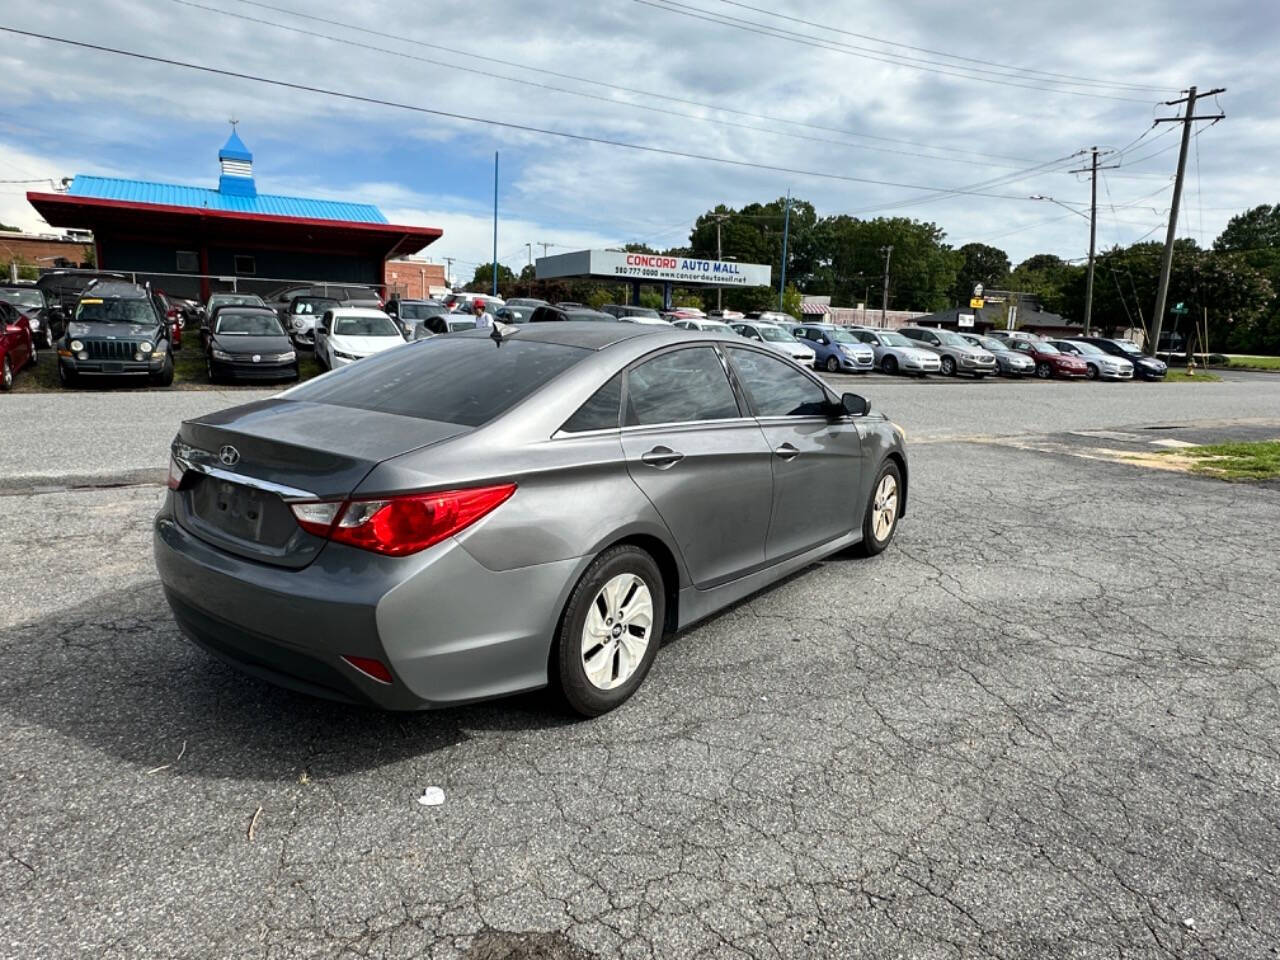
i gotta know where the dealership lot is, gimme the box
[2,376,1280,959]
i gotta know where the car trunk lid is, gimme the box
[172,398,469,568]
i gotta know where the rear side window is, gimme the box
[625,347,740,426]
[726,348,828,417]
[562,374,623,433]
[287,337,585,427]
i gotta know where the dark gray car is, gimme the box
[155,324,908,716]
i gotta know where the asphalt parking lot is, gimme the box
[2,375,1280,959]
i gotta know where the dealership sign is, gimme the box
[536,249,772,287]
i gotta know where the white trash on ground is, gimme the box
[417,786,445,807]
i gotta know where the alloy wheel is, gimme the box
[1086,364,1099,380]
[580,573,654,691]
[1037,362,1052,379]
[872,473,898,542]
[826,356,839,373]
[941,356,955,376]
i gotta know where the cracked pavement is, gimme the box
[2,379,1279,958]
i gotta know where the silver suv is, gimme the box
[898,327,997,378]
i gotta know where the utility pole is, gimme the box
[778,191,792,312]
[537,242,553,258]
[879,245,893,327]
[525,242,533,269]
[491,151,499,298]
[709,212,730,311]
[1148,85,1225,355]
[443,257,455,290]
[1068,147,1120,336]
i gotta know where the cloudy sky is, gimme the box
[0,0,1272,286]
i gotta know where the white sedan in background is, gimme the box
[315,308,405,369]
[730,320,815,366]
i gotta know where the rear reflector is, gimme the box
[290,484,516,557]
[341,655,393,685]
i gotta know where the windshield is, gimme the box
[829,329,859,344]
[1114,340,1143,355]
[935,331,970,347]
[74,298,154,324]
[758,326,794,342]
[975,336,1009,351]
[2,289,44,309]
[293,298,338,314]
[878,333,911,347]
[399,302,446,320]
[334,314,400,337]
[216,313,285,336]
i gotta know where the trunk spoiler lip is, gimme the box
[172,441,320,503]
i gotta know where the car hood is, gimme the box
[213,334,292,354]
[67,321,159,340]
[896,346,939,361]
[998,351,1034,364]
[330,334,404,355]
[836,341,873,354]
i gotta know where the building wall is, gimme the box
[0,233,91,270]
[98,235,384,299]
[385,260,448,299]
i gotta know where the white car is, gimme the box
[315,308,405,369]
[442,291,505,313]
[730,321,815,365]
[672,317,732,334]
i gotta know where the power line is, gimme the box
[217,0,1044,167]
[160,0,1055,174]
[0,25,1093,203]
[706,0,1172,94]
[636,0,1160,103]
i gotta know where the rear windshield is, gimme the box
[286,336,586,426]
[292,298,338,314]
[399,302,446,320]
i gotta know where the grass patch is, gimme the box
[1163,370,1222,383]
[1226,355,1280,371]
[1172,440,1280,481]
[11,340,323,393]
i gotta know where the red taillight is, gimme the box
[167,456,184,490]
[341,655,393,684]
[290,484,516,556]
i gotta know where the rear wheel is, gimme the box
[881,355,898,376]
[27,341,38,367]
[856,460,902,557]
[940,356,956,376]
[554,545,665,717]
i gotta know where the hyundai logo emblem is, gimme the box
[218,445,241,466]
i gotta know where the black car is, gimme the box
[205,307,298,384]
[36,270,130,314]
[1068,337,1168,380]
[528,305,617,323]
[58,280,174,387]
[0,283,65,348]
[496,298,548,324]
[385,298,448,338]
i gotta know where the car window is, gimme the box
[333,314,400,337]
[625,347,740,426]
[288,337,585,427]
[561,373,623,433]
[853,331,876,344]
[726,348,828,418]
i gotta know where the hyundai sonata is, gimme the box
[155,324,908,715]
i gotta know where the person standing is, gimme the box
[472,299,492,330]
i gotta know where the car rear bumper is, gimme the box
[154,500,579,710]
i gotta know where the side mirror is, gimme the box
[840,392,869,417]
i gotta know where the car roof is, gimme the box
[331,307,392,317]
[452,320,680,351]
[83,281,148,298]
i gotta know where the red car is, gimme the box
[151,289,185,351]
[0,300,36,391]
[1009,338,1088,379]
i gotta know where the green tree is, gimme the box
[466,263,517,295]
[950,242,1011,304]
[1008,254,1079,317]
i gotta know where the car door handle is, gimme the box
[774,443,800,461]
[640,446,685,469]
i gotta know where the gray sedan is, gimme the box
[849,328,942,376]
[899,326,998,378]
[960,333,1036,377]
[155,324,908,716]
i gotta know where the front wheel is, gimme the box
[881,355,898,376]
[149,352,175,387]
[58,362,77,388]
[554,545,665,717]
[1036,362,1052,379]
[825,355,840,373]
[1085,363,1099,380]
[1,357,12,391]
[856,459,902,557]
[940,356,956,376]
[27,341,38,367]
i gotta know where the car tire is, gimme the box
[940,356,956,376]
[0,357,11,392]
[150,352,175,387]
[881,355,898,376]
[1036,362,1052,379]
[856,459,902,557]
[206,358,219,385]
[973,373,985,380]
[44,327,54,349]
[553,544,666,717]
[825,355,840,373]
[58,362,76,388]
[1085,363,1099,380]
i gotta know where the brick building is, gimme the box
[1,231,92,274]
[385,259,449,300]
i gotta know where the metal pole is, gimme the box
[880,245,893,327]
[716,218,723,312]
[492,151,499,298]
[778,191,791,312]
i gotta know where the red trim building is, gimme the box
[26,131,441,301]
